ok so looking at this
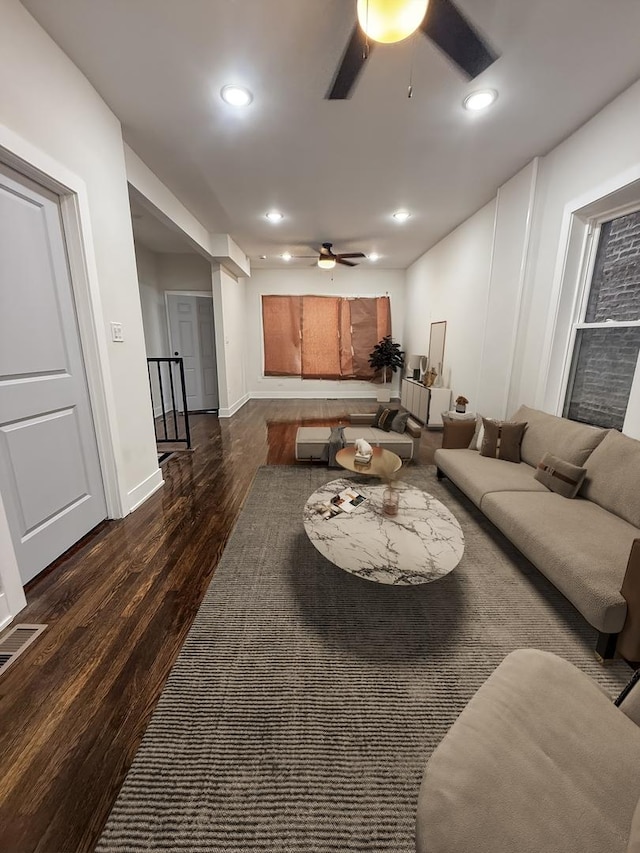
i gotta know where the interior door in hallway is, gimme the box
[0,165,107,585]
[167,294,218,411]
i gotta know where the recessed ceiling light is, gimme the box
[265,211,284,223]
[259,255,267,260]
[282,252,292,261]
[393,210,411,222]
[368,252,380,262]
[220,84,253,107]
[463,89,497,112]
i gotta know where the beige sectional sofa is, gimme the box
[416,649,640,853]
[434,405,640,661]
[295,410,422,462]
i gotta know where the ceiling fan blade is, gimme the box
[337,258,357,267]
[421,0,498,79]
[337,252,367,259]
[326,23,374,100]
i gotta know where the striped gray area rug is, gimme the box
[97,465,630,852]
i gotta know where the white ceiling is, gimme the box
[22,0,640,269]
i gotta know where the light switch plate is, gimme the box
[111,321,124,342]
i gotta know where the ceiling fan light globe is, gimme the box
[318,257,336,270]
[357,0,429,44]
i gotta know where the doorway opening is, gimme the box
[129,191,220,459]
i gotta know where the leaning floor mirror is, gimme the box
[427,320,446,387]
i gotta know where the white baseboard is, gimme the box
[248,391,385,400]
[127,467,164,514]
[219,393,250,418]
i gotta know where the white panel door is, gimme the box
[167,294,202,411]
[167,294,218,412]
[0,165,107,585]
[196,297,218,410]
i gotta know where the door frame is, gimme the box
[0,123,126,622]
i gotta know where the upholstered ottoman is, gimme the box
[295,427,331,462]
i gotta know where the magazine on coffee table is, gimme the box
[331,486,366,512]
[318,487,367,519]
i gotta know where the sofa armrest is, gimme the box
[406,419,422,439]
[615,669,640,727]
[617,538,640,662]
[349,413,375,425]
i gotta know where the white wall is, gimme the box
[0,0,159,505]
[135,248,214,361]
[136,245,169,358]
[0,0,173,617]
[477,161,538,418]
[245,267,405,400]
[512,78,640,418]
[404,202,496,414]
[213,267,247,416]
[156,253,213,294]
[404,78,640,429]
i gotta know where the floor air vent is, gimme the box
[0,624,47,676]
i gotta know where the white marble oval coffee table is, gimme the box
[303,478,464,585]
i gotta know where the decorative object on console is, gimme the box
[455,395,469,413]
[368,335,404,403]
[405,353,426,381]
[480,418,527,464]
[425,366,438,387]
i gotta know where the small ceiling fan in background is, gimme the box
[327,0,498,100]
[285,243,367,269]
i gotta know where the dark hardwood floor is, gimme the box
[0,399,442,853]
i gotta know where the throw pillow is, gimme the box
[468,415,484,450]
[390,410,410,434]
[372,405,394,432]
[533,452,587,499]
[480,418,527,463]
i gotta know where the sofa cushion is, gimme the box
[534,452,587,498]
[480,490,636,632]
[582,430,640,528]
[295,427,331,460]
[390,409,410,434]
[511,405,607,468]
[372,405,395,431]
[416,649,640,853]
[343,427,414,459]
[434,448,548,508]
[480,418,527,463]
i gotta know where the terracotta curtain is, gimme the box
[262,294,391,379]
[349,295,391,380]
[301,296,341,379]
[262,295,302,376]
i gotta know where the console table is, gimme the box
[400,379,451,429]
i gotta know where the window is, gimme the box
[262,295,391,380]
[563,210,640,430]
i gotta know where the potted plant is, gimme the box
[455,395,469,414]
[368,335,404,403]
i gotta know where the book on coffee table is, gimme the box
[330,487,367,513]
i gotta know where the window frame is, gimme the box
[560,204,640,423]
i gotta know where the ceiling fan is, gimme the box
[327,0,498,100]
[288,243,367,269]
